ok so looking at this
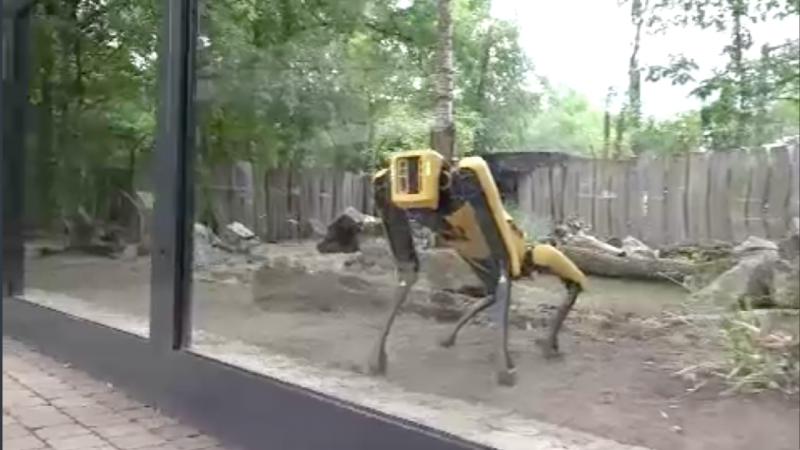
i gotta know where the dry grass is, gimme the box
[716,307,800,394]
[677,282,800,395]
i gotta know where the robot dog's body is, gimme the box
[368,149,587,386]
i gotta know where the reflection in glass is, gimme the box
[3,20,13,81]
[186,1,800,449]
[20,1,160,336]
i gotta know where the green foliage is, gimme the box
[639,0,800,150]
[638,111,703,154]
[21,0,800,228]
[192,0,544,167]
[521,84,606,155]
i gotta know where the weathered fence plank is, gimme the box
[265,170,288,242]
[362,175,374,215]
[664,154,688,243]
[643,156,666,245]
[592,161,611,238]
[685,153,710,243]
[765,147,793,238]
[608,161,629,239]
[575,160,595,229]
[549,165,565,223]
[236,162,257,231]
[531,168,552,225]
[626,157,647,240]
[298,170,314,227]
[284,171,298,239]
[789,145,800,222]
[252,165,268,238]
[560,162,579,221]
[517,173,534,218]
[706,151,732,242]
[728,152,751,243]
[320,170,335,225]
[746,151,771,238]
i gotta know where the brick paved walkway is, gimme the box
[3,338,236,450]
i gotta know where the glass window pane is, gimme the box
[20,0,160,337]
[186,1,800,449]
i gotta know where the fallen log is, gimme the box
[559,244,723,283]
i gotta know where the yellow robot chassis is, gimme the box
[368,149,587,387]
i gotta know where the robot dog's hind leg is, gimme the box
[528,244,586,359]
[536,280,581,359]
[438,260,499,348]
[366,172,420,377]
[437,294,494,348]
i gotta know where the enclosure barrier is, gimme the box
[517,145,800,245]
[205,145,800,246]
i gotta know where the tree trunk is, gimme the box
[613,111,625,157]
[603,87,614,158]
[431,0,455,160]
[473,24,494,154]
[626,0,644,154]
[560,245,717,283]
[729,0,748,148]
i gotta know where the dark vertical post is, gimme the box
[1,17,5,297]
[150,0,197,349]
[2,7,31,298]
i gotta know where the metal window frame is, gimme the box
[148,0,197,351]
[1,2,488,450]
[1,0,32,298]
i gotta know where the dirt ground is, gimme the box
[22,244,800,450]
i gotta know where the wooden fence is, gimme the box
[206,145,800,246]
[198,163,371,242]
[517,145,800,245]
[262,170,373,242]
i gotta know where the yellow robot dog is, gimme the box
[367,149,587,386]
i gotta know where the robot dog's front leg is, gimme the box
[491,264,516,386]
[366,172,420,377]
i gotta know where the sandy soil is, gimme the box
[22,247,800,450]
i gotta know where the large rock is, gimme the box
[694,236,783,309]
[732,236,778,258]
[773,260,800,309]
[217,221,260,254]
[694,250,779,309]
[316,207,382,254]
[194,223,228,268]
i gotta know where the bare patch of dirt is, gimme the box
[23,245,800,450]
